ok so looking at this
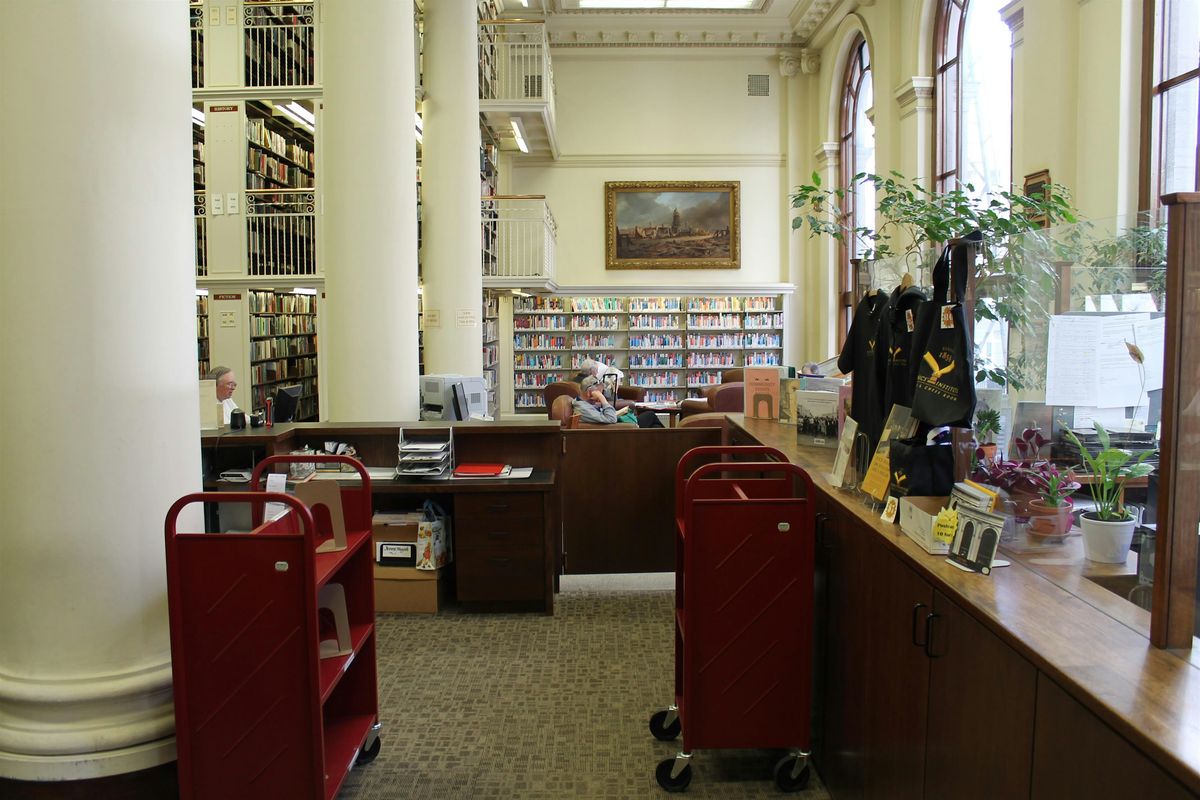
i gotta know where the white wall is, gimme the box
[513,49,791,287]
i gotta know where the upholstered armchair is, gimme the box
[544,380,646,419]
[678,368,745,417]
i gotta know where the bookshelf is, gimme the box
[249,288,319,421]
[511,294,786,412]
[196,293,210,379]
[190,2,204,89]
[482,291,500,415]
[243,2,318,88]
[193,108,207,277]
[245,100,316,277]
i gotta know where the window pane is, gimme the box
[1162,0,1200,83]
[853,72,876,259]
[1160,77,1199,196]
[939,63,959,181]
[959,0,1012,197]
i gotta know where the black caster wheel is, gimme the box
[656,758,692,793]
[773,754,810,792]
[649,709,681,741]
[357,736,381,765]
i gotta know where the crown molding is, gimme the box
[550,282,795,295]
[789,0,841,43]
[893,76,934,117]
[512,153,786,168]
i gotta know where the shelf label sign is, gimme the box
[213,294,241,301]
[425,310,441,328]
[456,309,478,328]
[210,104,239,112]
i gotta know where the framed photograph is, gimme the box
[1023,170,1051,229]
[605,181,740,270]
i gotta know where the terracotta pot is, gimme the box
[978,443,998,462]
[1079,511,1137,563]
[1027,498,1073,537]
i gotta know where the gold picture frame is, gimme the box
[605,181,740,270]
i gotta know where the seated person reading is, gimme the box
[573,376,662,428]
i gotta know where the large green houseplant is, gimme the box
[1063,422,1154,562]
[790,171,1080,388]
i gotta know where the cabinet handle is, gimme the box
[488,557,511,566]
[924,612,941,659]
[815,512,833,550]
[486,504,509,512]
[911,602,928,647]
[487,530,512,540]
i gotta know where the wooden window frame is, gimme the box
[1140,0,1200,212]
[838,36,872,344]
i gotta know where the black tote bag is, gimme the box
[888,431,955,497]
[911,238,976,428]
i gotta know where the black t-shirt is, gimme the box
[837,291,889,452]
[883,285,928,415]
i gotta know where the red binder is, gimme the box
[453,463,508,477]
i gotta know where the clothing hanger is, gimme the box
[900,271,915,290]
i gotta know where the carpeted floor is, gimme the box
[338,576,830,799]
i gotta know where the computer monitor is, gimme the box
[273,385,301,423]
[451,382,470,421]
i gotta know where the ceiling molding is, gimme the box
[547,0,777,15]
[512,153,787,168]
[551,282,796,295]
[789,0,841,43]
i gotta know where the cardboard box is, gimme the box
[374,565,448,614]
[900,495,951,555]
[372,515,419,567]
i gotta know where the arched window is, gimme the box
[838,35,874,338]
[934,0,1011,197]
[1144,0,1199,209]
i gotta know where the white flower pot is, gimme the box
[1079,512,1137,564]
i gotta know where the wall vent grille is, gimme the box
[747,74,770,96]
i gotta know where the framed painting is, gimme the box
[1023,169,1052,229]
[605,181,740,270]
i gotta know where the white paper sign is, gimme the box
[1045,314,1164,408]
[829,417,859,489]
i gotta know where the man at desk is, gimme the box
[208,365,239,425]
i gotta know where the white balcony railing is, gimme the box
[246,189,317,276]
[479,20,556,106]
[194,191,208,277]
[482,195,557,284]
[243,2,317,88]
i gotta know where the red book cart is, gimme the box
[649,445,815,792]
[164,454,380,800]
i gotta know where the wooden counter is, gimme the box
[200,419,562,614]
[729,414,1200,798]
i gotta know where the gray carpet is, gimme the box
[339,579,830,799]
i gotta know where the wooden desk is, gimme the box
[201,420,561,614]
[727,414,1200,799]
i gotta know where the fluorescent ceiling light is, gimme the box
[415,112,423,144]
[511,289,532,297]
[275,102,315,133]
[191,108,205,127]
[291,287,317,295]
[196,288,209,296]
[668,0,756,7]
[510,118,529,154]
[579,1,664,7]
[577,0,758,6]
[284,101,315,126]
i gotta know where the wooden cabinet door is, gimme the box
[1032,674,1195,800]
[814,502,874,800]
[862,545,934,800]
[923,590,1036,799]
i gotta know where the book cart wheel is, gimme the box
[655,755,693,793]
[649,707,681,741]
[772,753,810,792]
[357,735,382,765]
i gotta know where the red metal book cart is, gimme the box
[649,445,816,792]
[164,454,380,800]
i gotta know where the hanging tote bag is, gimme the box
[911,238,977,428]
[888,429,955,498]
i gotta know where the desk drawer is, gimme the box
[456,514,543,549]
[456,546,543,602]
[456,492,542,519]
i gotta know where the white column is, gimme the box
[0,2,200,780]
[421,0,484,377]
[322,0,420,420]
[812,142,842,360]
[894,76,935,188]
[780,51,805,364]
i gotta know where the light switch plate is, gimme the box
[211,193,223,215]
[226,6,236,25]
[226,193,238,214]
[219,310,237,328]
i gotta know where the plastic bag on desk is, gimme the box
[416,499,452,570]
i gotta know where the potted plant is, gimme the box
[1012,427,1048,463]
[974,408,1002,462]
[1064,422,1154,563]
[1022,462,1081,539]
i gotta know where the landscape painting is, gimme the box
[605,181,740,270]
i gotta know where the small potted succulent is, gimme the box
[1022,462,1081,539]
[974,408,1002,462]
[1064,423,1154,563]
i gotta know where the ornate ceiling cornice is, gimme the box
[789,0,839,42]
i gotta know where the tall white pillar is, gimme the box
[421,0,484,377]
[322,0,420,420]
[0,2,201,780]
